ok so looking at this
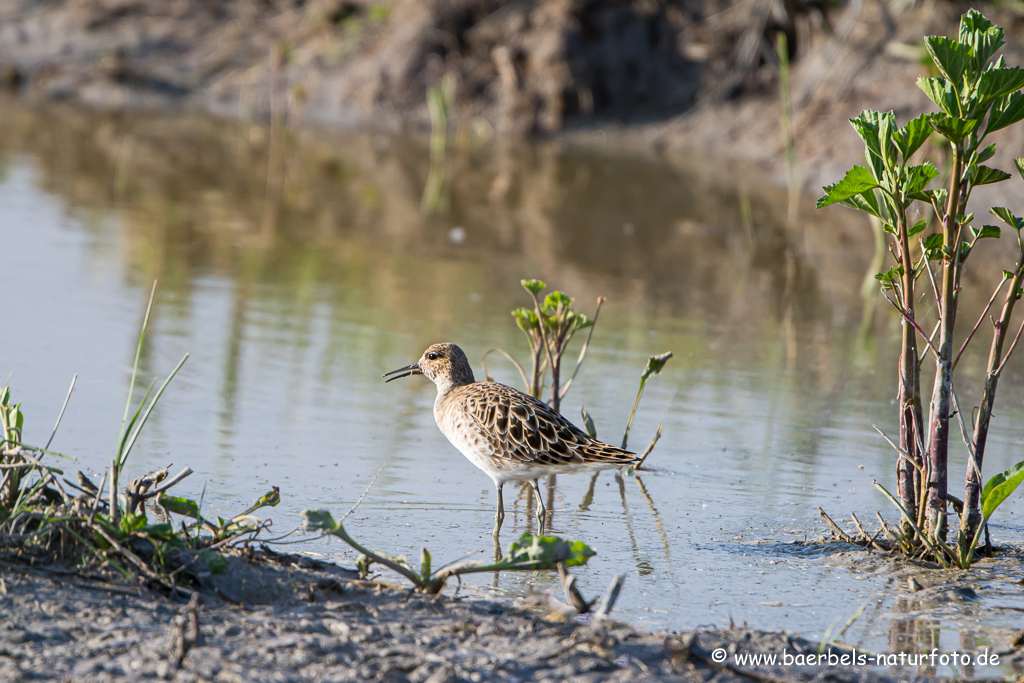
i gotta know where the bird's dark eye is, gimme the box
[427,352,439,360]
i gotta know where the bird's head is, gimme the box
[384,342,475,391]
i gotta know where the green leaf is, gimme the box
[918,187,948,211]
[500,533,595,569]
[990,207,1024,231]
[959,240,974,261]
[119,511,148,534]
[969,165,1011,186]
[419,547,431,582]
[817,166,880,208]
[981,459,1024,520]
[849,111,882,159]
[580,406,597,439]
[894,113,933,159]
[918,78,960,118]
[971,225,1001,239]
[959,9,1004,69]
[976,143,997,164]
[977,68,1024,107]
[875,264,904,290]
[511,308,539,332]
[521,279,546,296]
[540,291,573,316]
[143,523,175,540]
[838,190,882,218]
[928,113,977,142]
[925,36,972,86]
[159,495,200,518]
[641,352,673,383]
[300,508,338,532]
[571,312,592,330]
[923,233,945,260]
[905,163,939,196]
[986,92,1024,134]
[907,220,929,237]
[1016,158,1024,181]
[198,550,228,574]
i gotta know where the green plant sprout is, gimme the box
[483,279,670,470]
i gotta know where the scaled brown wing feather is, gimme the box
[464,383,636,467]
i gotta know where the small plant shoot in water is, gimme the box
[302,508,595,596]
[483,279,671,470]
[818,9,1024,568]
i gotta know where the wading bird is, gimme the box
[385,343,637,536]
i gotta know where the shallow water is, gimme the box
[4,102,1024,678]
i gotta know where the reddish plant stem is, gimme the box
[895,206,924,526]
[960,254,1024,545]
[925,146,964,540]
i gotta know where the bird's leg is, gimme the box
[493,483,505,537]
[531,479,546,532]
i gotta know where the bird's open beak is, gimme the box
[383,363,422,383]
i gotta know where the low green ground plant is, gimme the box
[0,283,277,592]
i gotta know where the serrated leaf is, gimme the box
[511,308,539,332]
[986,92,1024,134]
[923,232,945,260]
[977,68,1024,107]
[849,111,882,159]
[1016,158,1024,180]
[907,220,929,237]
[981,459,1024,520]
[918,78,960,118]
[990,207,1024,231]
[976,143,997,163]
[928,113,977,142]
[894,113,933,159]
[969,165,1011,186]
[875,264,904,290]
[959,9,1003,67]
[838,191,882,218]
[521,279,546,296]
[817,166,880,208]
[905,162,939,196]
[925,36,972,86]
[541,291,573,316]
[971,225,1001,239]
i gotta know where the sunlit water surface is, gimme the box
[4,103,1024,678]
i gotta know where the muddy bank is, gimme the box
[2,1,1023,189]
[0,549,910,683]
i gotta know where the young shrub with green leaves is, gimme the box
[818,9,1024,567]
